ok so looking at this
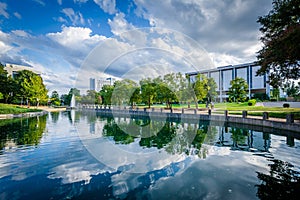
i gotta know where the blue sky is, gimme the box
[0,0,273,94]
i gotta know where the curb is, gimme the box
[0,111,48,119]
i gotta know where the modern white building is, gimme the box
[4,63,40,78]
[187,62,270,101]
[89,77,116,91]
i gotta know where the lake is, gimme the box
[0,111,300,199]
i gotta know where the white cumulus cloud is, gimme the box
[94,0,117,14]
[47,26,106,50]
[108,12,135,36]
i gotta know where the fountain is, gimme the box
[67,94,76,110]
[69,94,76,109]
[68,94,76,123]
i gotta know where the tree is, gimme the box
[155,81,177,109]
[256,0,300,88]
[228,77,248,102]
[130,87,142,106]
[81,90,100,104]
[192,74,209,108]
[50,91,60,106]
[282,81,300,97]
[60,94,68,106]
[140,78,157,108]
[99,85,114,105]
[15,70,48,106]
[206,77,218,103]
[0,63,17,103]
[112,79,139,106]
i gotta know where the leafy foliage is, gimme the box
[282,81,300,97]
[256,0,300,88]
[248,99,257,106]
[14,70,48,106]
[228,77,248,102]
[140,78,157,108]
[0,115,47,150]
[206,77,218,102]
[99,85,114,105]
[112,79,139,106]
[0,63,18,103]
[50,91,60,106]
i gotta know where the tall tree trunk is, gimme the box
[148,96,151,108]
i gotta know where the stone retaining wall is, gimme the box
[0,111,48,119]
[80,106,300,133]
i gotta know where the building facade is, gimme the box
[89,77,116,91]
[4,63,40,78]
[187,62,270,102]
[89,78,96,91]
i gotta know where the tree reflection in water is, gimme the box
[50,111,59,124]
[256,159,300,199]
[102,117,220,158]
[0,115,47,150]
[103,117,135,144]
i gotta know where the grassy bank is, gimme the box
[210,102,300,120]
[137,102,300,119]
[0,103,42,114]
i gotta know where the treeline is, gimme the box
[55,73,218,108]
[0,63,48,106]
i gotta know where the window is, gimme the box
[210,71,220,90]
[222,70,233,91]
[236,67,248,84]
[251,66,264,89]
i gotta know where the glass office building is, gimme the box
[187,62,270,102]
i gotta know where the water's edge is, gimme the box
[81,108,300,134]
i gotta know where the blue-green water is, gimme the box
[0,111,299,199]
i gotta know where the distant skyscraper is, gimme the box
[97,77,115,91]
[89,78,96,91]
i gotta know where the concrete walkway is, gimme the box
[262,102,300,108]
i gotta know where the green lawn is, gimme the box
[137,102,300,119]
[0,103,42,114]
[211,102,300,120]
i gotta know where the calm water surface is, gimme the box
[0,111,300,199]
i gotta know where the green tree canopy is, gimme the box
[50,90,60,106]
[112,79,139,106]
[256,0,300,88]
[0,63,17,103]
[99,85,114,105]
[15,70,48,106]
[192,74,209,108]
[228,77,248,102]
[140,78,157,108]
[283,81,300,97]
[206,77,218,103]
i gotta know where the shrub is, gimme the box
[248,99,256,106]
[283,103,290,108]
[253,93,269,101]
[279,97,287,101]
